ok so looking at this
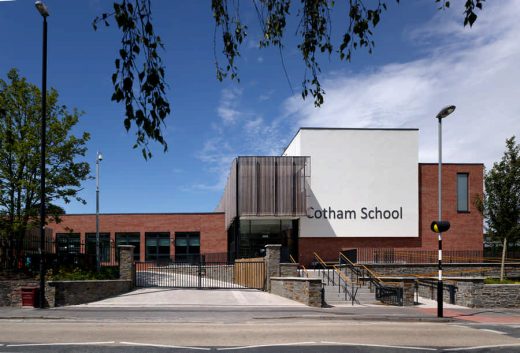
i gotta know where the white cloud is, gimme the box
[192,88,289,191]
[217,88,243,125]
[283,0,520,168]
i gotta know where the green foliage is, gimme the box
[95,1,485,157]
[477,136,520,243]
[484,277,520,285]
[476,136,520,280]
[93,0,170,160]
[47,266,119,281]
[0,68,91,243]
[211,0,485,108]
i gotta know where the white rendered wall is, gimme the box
[284,129,419,237]
[283,132,301,156]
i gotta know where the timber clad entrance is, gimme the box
[135,255,265,290]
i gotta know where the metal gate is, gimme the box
[135,258,265,290]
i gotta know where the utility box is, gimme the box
[21,287,39,308]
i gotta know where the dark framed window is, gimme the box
[145,232,170,261]
[56,233,80,254]
[86,233,111,262]
[174,232,200,262]
[115,232,140,261]
[457,173,469,212]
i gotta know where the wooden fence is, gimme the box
[233,257,265,290]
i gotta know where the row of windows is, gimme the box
[55,232,200,262]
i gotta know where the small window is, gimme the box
[457,173,469,212]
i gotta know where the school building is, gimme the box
[47,128,484,265]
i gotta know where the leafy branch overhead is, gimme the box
[212,0,484,108]
[95,0,485,158]
[93,0,169,160]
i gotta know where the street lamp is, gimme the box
[96,152,103,272]
[35,0,49,309]
[435,104,455,318]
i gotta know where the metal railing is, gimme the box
[314,252,359,305]
[0,237,119,275]
[339,253,403,306]
[415,278,457,305]
[135,258,265,289]
[356,248,486,264]
[290,254,310,278]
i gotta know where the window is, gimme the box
[86,233,111,262]
[174,232,200,262]
[115,232,140,261]
[56,233,80,254]
[145,232,170,261]
[457,173,469,212]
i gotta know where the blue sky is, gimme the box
[0,0,518,214]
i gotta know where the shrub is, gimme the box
[484,278,520,284]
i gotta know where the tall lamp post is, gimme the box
[35,0,49,309]
[435,105,456,318]
[96,152,103,272]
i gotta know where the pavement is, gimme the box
[1,288,520,325]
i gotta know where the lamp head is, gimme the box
[35,1,49,17]
[97,153,103,161]
[436,105,456,120]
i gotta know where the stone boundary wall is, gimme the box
[416,279,520,308]
[279,263,299,277]
[455,282,520,308]
[48,280,132,307]
[365,263,520,278]
[0,279,131,307]
[270,277,322,307]
[0,280,39,307]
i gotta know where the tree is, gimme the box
[93,0,485,159]
[476,137,520,281]
[0,68,91,268]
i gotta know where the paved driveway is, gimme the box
[73,288,305,308]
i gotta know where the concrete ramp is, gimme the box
[73,288,306,308]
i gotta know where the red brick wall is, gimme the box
[298,163,484,265]
[47,213,227,261]
[419,164,484,252]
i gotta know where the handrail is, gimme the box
[333,263,359,305]
[313,252,337,285]
[314,252,358,304]
[339,253,383,286]
[290,254,310,278]
[313,252,329,267]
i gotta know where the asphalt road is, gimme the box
[1,342,520,353]
[1,319,520,352]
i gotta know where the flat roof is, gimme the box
[59,212,224,216]
[282,127,419,156]
[419,163,484,166]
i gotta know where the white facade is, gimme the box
[283,128,419,238]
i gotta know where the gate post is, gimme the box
[119,245,135,286]
[265,244,281,292]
